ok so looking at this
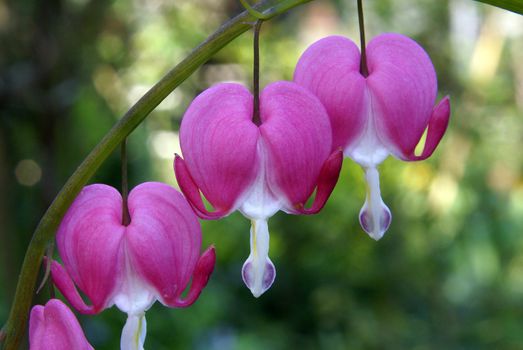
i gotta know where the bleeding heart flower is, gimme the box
[29,299,94,350]
[174,81,342,297]
[294,33,450,240]
[50,182,215,350]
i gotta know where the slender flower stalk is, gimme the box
[252,20,263,125]
[121,138,131,226]
[357,0,369,77]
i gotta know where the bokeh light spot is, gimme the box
[14,159,42,186]
[148,130,180,159]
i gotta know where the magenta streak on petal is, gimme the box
[178,83,259,215]
[174,155,229,219]
[294,35,366,151]
[259,81,333,210]
[403,96,451,161]
[29,299,94,350]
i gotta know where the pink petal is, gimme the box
[29,299,94,350]
[178,83,260,216]
[292,149,343,215]
[125,182,203,304]
[167,246,216,308]
[259,81,333,210]
[366,33,438,158]
[402,96,451,161]
[55,184,125,313]
[294,35,366,151]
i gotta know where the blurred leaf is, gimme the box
[474,0,523,14]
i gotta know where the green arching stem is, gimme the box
[0,1,312,348]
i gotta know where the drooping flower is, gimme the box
[29,299,94,350]
[50,182,215,350]
[294,33,450,240]
[174,81,343,297]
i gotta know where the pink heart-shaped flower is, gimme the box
[51,182,215,349]
[294,33,450,240]
[175,81,342,297]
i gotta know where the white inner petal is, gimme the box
[239,139,281,220]
[345,88,393,240]
[112,242,156,316]
[236,139,280,297]
[345,88,389,167]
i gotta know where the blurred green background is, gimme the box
[1,0,523,349]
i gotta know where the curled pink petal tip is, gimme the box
[174,155,231,219]
[403,96,451,161]
[166,246,216,308]
[292,149,343,215]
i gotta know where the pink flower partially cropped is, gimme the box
[29,299,93,350]
[51,182,215,350]
[175,81,342,297]
[294,33,450,240]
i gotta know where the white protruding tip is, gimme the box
[241,219,276,297]
[359,166,392,240]
[121,313,147,350]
